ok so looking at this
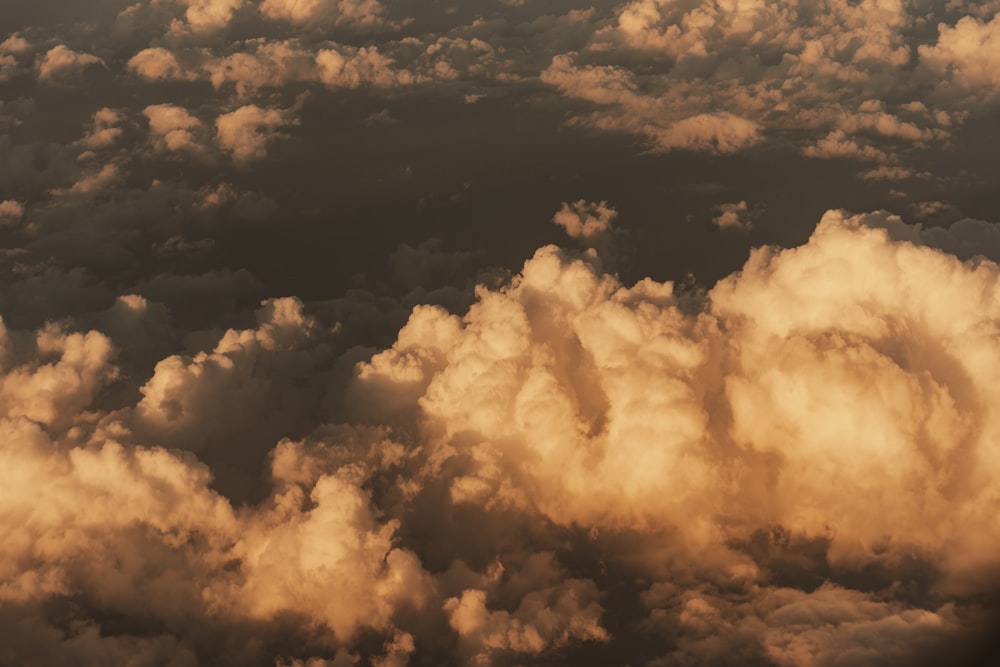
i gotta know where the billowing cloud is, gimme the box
[5,192,1000,664]
[919,13,1000,98]
[4,0,1000,664]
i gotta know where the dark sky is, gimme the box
[3,1,1000,665]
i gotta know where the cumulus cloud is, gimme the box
[206,39,317,96]
[170,0,245,35]
[75,108,126,153]
[0,314,434,664]
[712,200,755,231]
[803,129,890,163]
[0,34,29,82]
[59,162,123,196]
[259,0,391,29]
[214,104,298,164]
[446,578,607,665]
[919,13,1000,97]
[552,199,617,241]
[127,47,201,81]
[35,45,104,83]
[541,55,762,154]
[530,0,1000,169]
[353,210,1000,651]
[0,200,24,224]
[4,207,1000,664]
[316,46,420,89]
[143,104,208,155]
[6,0,1000,664]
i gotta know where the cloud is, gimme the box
[803,130,890,163]
[552,199,617,241]
[446,578,607,665]
[259,0,391,29]
[0,34,29,82]
[530,0,1000,170]
[712,200,754,231]
[60,163,123,196]
[0,321,117,430]
[316,46,420,89]
[206,39,317,96]
[4,206,1000,663]
[143,104,208,155]
[127,47,201,81]
[0,200,25,224]
[5,1,1000,663]
[214,104,298,164]
[360,210,1000,588]
[541,55,761,154]
[35,45,104,83]
[919,13,1000,98]
[75,108,126,152]
[171,0,245,35]
[0,316,434,663]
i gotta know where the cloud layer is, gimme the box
[4,0,1000,665]
[3,209,1000,664]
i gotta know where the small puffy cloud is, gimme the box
[0,34,29,55]
[170,0,245,34]
[859,165,927,181]
[127,47,201,82]
[260,0,390,29]
[712,200,754,231]
[35,45,104,83]
[206,40,316,96]
[912,200,964,224]
[0,54,18,83]
[0,34,29,82]
[0,200,24,224]
[214,104,298,164]
[803,129,890,163]
[552,199,617,241]
[75,108,126,152]
[654,112,762,154]
[316,47,420,88]
[143,104,207,155]
[58,163,122,196]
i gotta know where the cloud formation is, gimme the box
[215,104,298,163]
[8,210,997,664]
[4,0,1000,665]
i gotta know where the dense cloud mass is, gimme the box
[3,0,1000,665]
